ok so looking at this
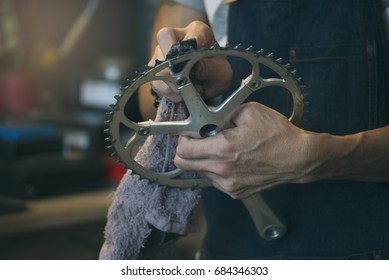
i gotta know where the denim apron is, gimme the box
[201,0,389,259]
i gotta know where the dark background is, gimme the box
[0,0,205,260]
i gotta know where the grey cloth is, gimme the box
[99,97,201,260]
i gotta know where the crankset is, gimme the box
[106,42,304,240]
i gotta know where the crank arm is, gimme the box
[243,193,286,240]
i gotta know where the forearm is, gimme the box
[305,125,389,183]
[139,0,208,120]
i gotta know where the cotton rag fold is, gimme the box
[99,97,201,260]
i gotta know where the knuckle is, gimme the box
[151,80,181,102]
[216,164,232,178]
[156,27,174,41]
[150,80,168,95]
[215,142,236,161]
[186,21,214,46]
[173,155,183,169]
[175,142,186,158]
[241,102,259,115]
[223,181,235,192]
[188,20,208,31]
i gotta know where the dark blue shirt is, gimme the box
[202,0,389,259]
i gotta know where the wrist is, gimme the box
[299,131,362,183]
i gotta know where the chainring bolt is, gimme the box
[176,75,188,87]
[249,80,261,88]
[138,127,150,136]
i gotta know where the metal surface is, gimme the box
[106,44,305,240]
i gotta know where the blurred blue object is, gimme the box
[0,124,56,141]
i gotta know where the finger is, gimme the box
[150,80,181,102]
[202,172,250,199]
[180,21,216,47]
[156,21,216,57]
[194,55,232,98]
[222,102,271,132]
[174,156,212,172]
[147,45,165,67]
[175,134,233,160]
[205,171,276,199]
[174,143,235,179]
[148,45,182,102]
[222,102,258,128]
[156,27,181,56]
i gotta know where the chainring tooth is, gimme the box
[107,44,305,188]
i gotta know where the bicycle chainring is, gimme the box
[105,44,305,188]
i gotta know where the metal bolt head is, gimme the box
[176,75,188,87]
[138,127,150,136]
[264,226,284,240]
[250,80,261,89]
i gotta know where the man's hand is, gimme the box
[149,21,232,102]
[174,102,317,198]
[175,98,389,199]
[149,22,389,199]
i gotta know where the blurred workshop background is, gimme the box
[0,0,202,259]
